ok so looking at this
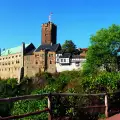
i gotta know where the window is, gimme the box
[45,28,47,31]
[35,54,39,57]
[45,34,47,36]
[50,60,52,64]
[19,55,21,57]
[64,59,66,62]
[12,62,14,64]
[41,54,44,58]
[9,68,10,71]
[57,59,59,62]
[12,56,14,58]
[61,59,63,62]
[49,54,53,57]
[36,61,38,64]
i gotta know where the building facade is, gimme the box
[41,22,57,45]
[0,20,88,79]
[24,21,61,77]
[0,43,35,79]
[24,44,61,77]
[56,51,86,72]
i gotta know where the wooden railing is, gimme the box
[0,92,120,120]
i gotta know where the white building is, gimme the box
[56,51,86,72]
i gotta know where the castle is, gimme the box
[0,21,87,79]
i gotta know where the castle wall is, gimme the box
[0,53,22,79]
[47,51,56,73]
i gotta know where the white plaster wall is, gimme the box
[56,58,86,72]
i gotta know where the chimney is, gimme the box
[22,42,25,55]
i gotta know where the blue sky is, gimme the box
[0,0,120,50]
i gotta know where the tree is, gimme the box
[62,40,76,53]
[84,24,120,74]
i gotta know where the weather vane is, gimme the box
[49,12,53,22]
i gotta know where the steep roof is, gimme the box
[72,55,80,58]
[59,53,71,58]
[1,43,30,56]
[35,44,61,52]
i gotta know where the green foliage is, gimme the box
[84,24,120,73]
[12,89,48,120]
[11,70,80,120]
[1,69,120,119]
[62,40,76,53]
[0,78,18,117]
[81,71,120,93]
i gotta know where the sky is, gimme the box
[0,0,120,50]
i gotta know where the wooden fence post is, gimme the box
[105,94,108,118]
[48,93,52,120]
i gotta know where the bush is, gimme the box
[80,71,120,93]
[0,78,18,117]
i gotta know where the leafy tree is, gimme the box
[62,40,76,53]
[0,78,18,117]
[84,24,120,73]
[80,71,120,93]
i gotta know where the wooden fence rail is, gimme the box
[0,91,120,120]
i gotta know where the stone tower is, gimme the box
[41,21,57,45]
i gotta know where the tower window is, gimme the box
[50,60,52,64]
[36,61,38,64]
[45,34,47,36]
